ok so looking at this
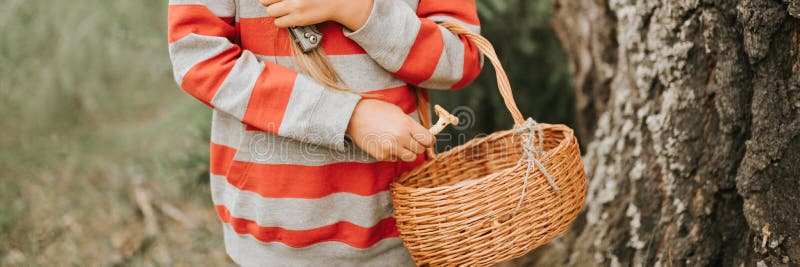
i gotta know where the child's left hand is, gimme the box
[260,0,374,31]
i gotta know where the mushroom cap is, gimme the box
[433,105,460,125]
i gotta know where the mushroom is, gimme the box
[429,105,459,135]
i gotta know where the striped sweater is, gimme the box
[167,0,481,265]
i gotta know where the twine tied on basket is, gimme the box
[512,118,561,215]
[465,118,563,227]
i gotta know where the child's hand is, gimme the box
[346,99,435,162]
[260,0,374,31]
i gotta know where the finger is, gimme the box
[265,1,291,18]
[375,151,399,162]
[368,139,398,162]
[396,148,418,162]
[408,120,435,147]
[386,155,400,162]
[259,0,282,6]
[273,14,306,28]
[373,151,391,162]
[403,134,426,154]
[366,146,390,162]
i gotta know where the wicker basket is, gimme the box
[391,22,587,266]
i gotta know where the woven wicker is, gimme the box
[392,22,587,266]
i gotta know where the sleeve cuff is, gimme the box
[305,87,362,152]
[342,0,382,38]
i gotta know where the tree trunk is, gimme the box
[504,0,800,266]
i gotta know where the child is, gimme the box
[167,0,482,265]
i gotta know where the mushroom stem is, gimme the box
[429,105,459,135]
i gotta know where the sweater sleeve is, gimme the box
[343,0,483,90]
[168,0,361,151]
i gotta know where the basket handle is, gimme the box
[416,22,526,131]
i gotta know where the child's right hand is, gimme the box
[346,99,435,162]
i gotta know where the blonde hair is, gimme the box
[288,35,351,92]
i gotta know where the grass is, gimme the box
[0,0,230,265]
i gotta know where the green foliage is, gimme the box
[431,0,574,148]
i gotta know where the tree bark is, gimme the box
[504,0,800,266]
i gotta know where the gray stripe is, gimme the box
[427,15,482,34]
[235,129,376,165]
[399,0,419,10]
[224,111,422,166]
[256,54,406,93]
[228,112,421,166]
[330,54,407,92]
[210,50,264,119]
[223,224,415,267]
[169,0,235,17]
[276,74,323,142]
[237,0,269,19]
[211,110,246,148]
[418,26,465,89]
[419,53,454,90]
[229,111,419,166]
[344,0,421,73]
[211,174,393,229]
[168,34,234,85]
[256,55,298,71]
[277,75,361,151]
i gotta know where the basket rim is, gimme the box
[391,123,576,192]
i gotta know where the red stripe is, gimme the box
[210,142,238,176]
[318,22,368,55]
[217,205,399,248]
[417,1,480,25]
[393,19,444,85]
[239,19,366,56]
[241,64,297,135]
[239,17,292,56]
[220,17,234,25]
[450,35,482,90]
[224,155,424,199]
[181,46,241,107]
[168,5,236,43]
[363,86,418,114]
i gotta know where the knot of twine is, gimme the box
[512,118,561,216]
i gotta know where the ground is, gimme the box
[0,0,231,265]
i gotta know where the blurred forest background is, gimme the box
[0,0,573,265]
